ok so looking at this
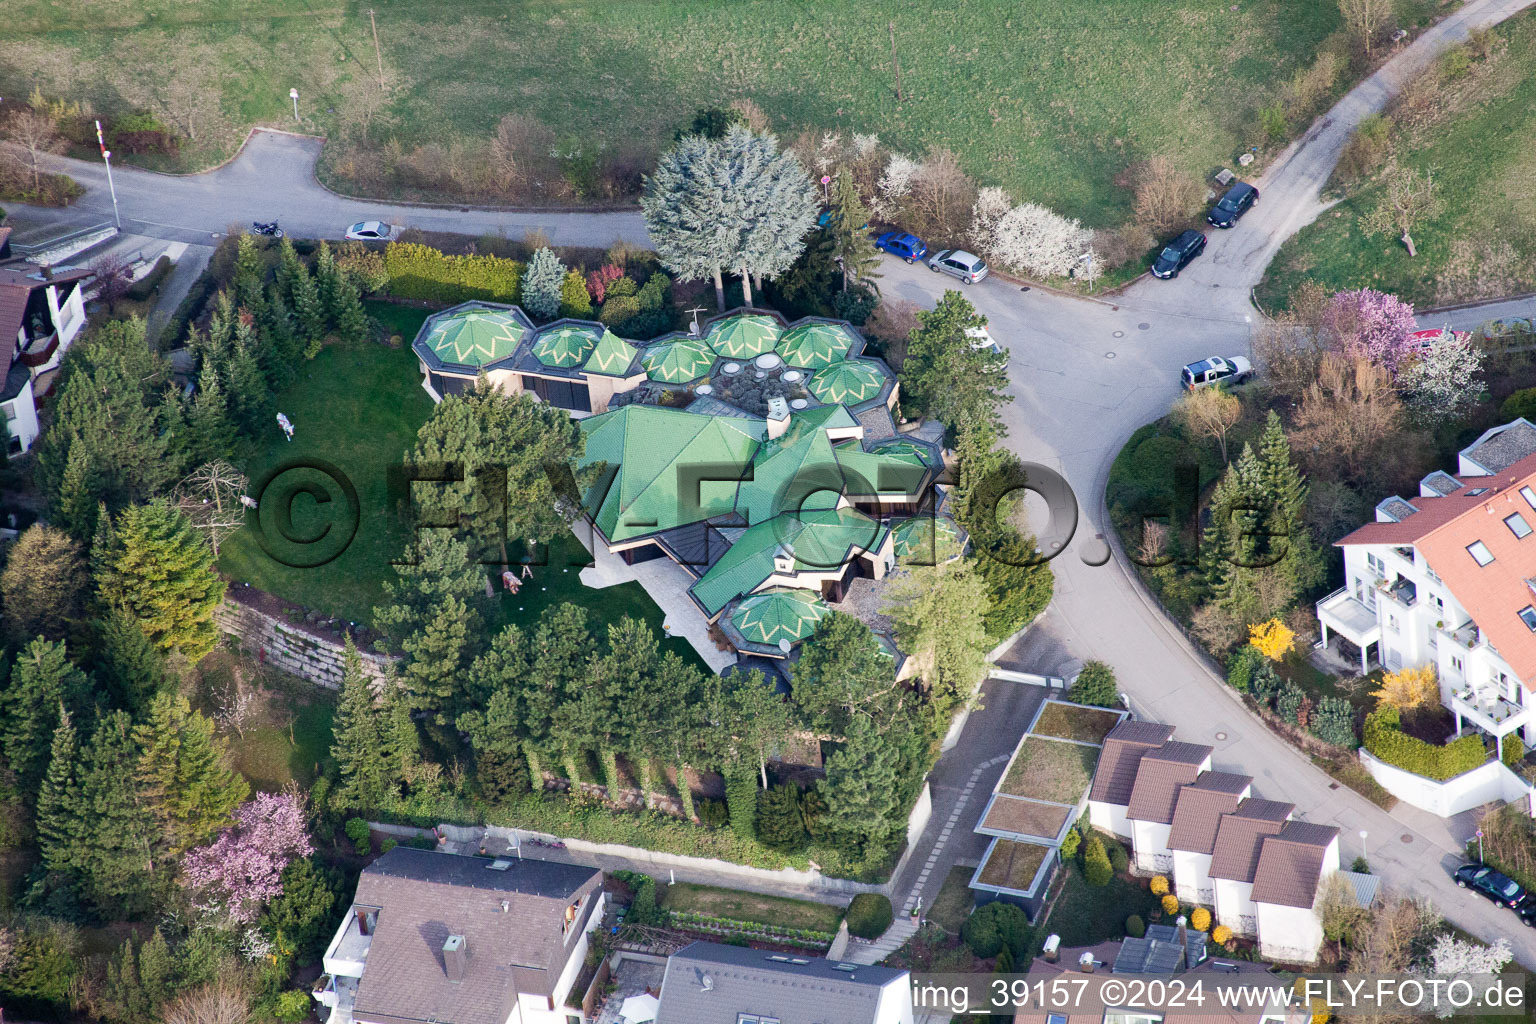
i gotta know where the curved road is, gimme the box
[7,0,1536,963]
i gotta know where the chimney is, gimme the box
[1176,915,1188,950]
[1078,952,1095,974]
[1041,935,1061,963]
[765,395,791,439]
[41,264,53,280]
[443,934,467,982]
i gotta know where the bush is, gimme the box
[756,783,808,852]
[1083,836,1113,887]
[336,242,389,294]
[697,798,729,829]
[1125,914,1146,939]
[846,893,894,940]
[598,294,641,326]
[961,901,1030,958]
[1190,907,1211,932]
[628,874,666,927]
[833,287,878,325]
[1259,101,1289,142]
[1149,875,1170,896]
[1107,841,1128,875]
[380,838,397,854]
[558,270,592,319]
[1161,893,1179,916]
[1059,829,1082,860]
[635,272,670,312]
[1251,663,1283,706]
[1274,681,1305,723]
[1363,707,1488,781]
[1334,114,1393,187]
[344,817,370,856]
[274,991,312,1023]
[382,242,523,304]
[1068,661,1119,707]
[1502,735,1526,767]
[1226,646,1261,693]
[125,256,173,301]
[1212,924,1233,946]
[1310,696,1358,748]
[1500,388,1536,424]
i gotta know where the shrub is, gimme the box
[1251,663,1283,707]
[1068,661,1119,707]
[1125,914,1146,938]
[756,783,808,852]
[1161,893,1180,916]
[1107,841,1128,875]
[1259,101,1289,142]
[1059,829,1082,860]
[1274,682,1305,723]
[961,901,1030,957]
[274,991,312,1023]
[558,270,593,319]
[1227,646,1261,693]
[599,294,642,326]
[833,287,878,325]
[344,817,370,855]
[1334,114,1393,187]
[846,894,894,940]
[1083,836,1113,887]
[697,797,728,829]
[1502,735,1526,767]
[382,242,522,304]
[126,256,173,301]
[1310,696,1358,748]
[1149,875,1170,896]
[635,272,670,312]
[628,873,666,927]
[1363,706,1488,780]
[725,773,758,841]
[1501,388,1536,424]
[1190,907,1211,932]
[1212,924,1233,946]
[335,242,389,294]
[1248,618,1294,661]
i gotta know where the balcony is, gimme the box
[1447,621,1487,651]
[322,906,375,978]
[1317,588,1381,646]
[17,331,58,368]
[1380,576,1417,609]
[312,974,356,1024]
[1451,686,1532,738]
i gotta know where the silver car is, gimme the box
[927,249,989,284]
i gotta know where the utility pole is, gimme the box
[94,120,121,229]
[369,9,386,91]
[888,21,905,103]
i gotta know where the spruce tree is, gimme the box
[186,364,236,465]
[315,241,345,323]
[55,444,99,541]
[75,710,160,914]
[399,596,475,723]
[134,691,248,854]
[96,499,225,662]
[276,236,304,299]
[289,253,327,351]
[333,276,370,344]
[137,930,175,1009]
[0,638,89,798]
[459,688,529,802]
[820,718,900,852]
[102,937,154,1024]
[0,524,89,645]
[827,169,880,290]
[261,283,305,382]
[527,603,597,783]
[225,315,272,434]
[232,232,264,307]
[724,768,758,841]
[755,783,807,851]
[382,681,420,785]
[92,605,169,716]
[331,638,390,811]
[522,247,566,320]
[374,531,486,646]
[35,707,81,873]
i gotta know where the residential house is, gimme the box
[1318,417,1536,744]
[1247,823,1341,963]
[1207,799,1295,939]
[654,941,913,1024]
[1166,771,1253,904]
[317,846,604,1024]
[1,264,90,455]
[1125,741,1213,873]
[1087,721,1175,841]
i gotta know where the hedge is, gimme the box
[845,893,893,939]
[383,242,523,304]
[1363,707,1488,781]
[126,255,173,301]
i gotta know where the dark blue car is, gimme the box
[1455,863,1526,908]
[875,231,928,263]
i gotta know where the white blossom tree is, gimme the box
[1430,932,1512,975]
[977,201,1095,279]
[873,153,918,217]
[969,186,1012,250]
[1398,329,1484,422]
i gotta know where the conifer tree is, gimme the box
[527,603,597,785]
[55,444,99,541]
[399,596,475,725]
[73,710,160,914]
[522,247,566,320]
[134,692,248,853]
[288,251,326,350]
[137,930,175,1008]
[186,363,236,465]
[232,232,265,307]
[331,638,390,810]
[225,314,272,433]
[827,169,880,290]
[557,270,592,318]
[35,706,80,873]
[819,718,900,852]
[96,499,225,661]
[332,275,370,344]
[459,687,528,802]
[315,241,345,322]
[382,680,420,785]
[91,605,170,716]
[261,284,305,381]
[0,638,89,798]
[755,782,807,851]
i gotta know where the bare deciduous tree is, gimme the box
[865,298,921,370]
[907,148,976,239]
[1292,353,1410,489]
[89,251,132,311]
[1359,163,1442,256]
[1339,0,1394,58]
[161,979,253,1024]
[1251,314,1326,403]
[1128,155,1203,236]
[175,460,249,558]
[489,113,555,196]
[1173,385,1242,463]
[2,107,66,193]
[214,667,260,739]
[728,98,770,133]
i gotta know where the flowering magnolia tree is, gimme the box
[1430,933,1512,975]
[1399,329,1485,423]
[182,792,314,924]
[1321,288,1418,376]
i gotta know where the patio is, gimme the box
[593,957,665,1024]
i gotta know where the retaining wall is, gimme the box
[215,596,395,689]
[1359,750,1536,818]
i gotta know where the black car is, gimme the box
[1455,863,1527,908]
[1517,897,1536,927]
[1207,182,1259,228]
[1151,230,1207,279]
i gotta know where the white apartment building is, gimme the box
[1318,418,1536,745]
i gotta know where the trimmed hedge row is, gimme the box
[126,255,173,301]
[1363,707,1487,781]
[383,242,523,304]
[668,910,835,948]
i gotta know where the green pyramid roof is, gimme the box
[779,322,857,369]
[807,359,889,405]
[531,324,602,368]
[422,309,526,367]
[643,338,716,383]
[729,588,830,645]
[706,314,783,358]
[893,514,961,560]
[833,444,930,497]
[691,507,889,616]
[582,330,640,376]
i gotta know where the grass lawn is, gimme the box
[1041,863,1160,948]
[999,737,1101,804]
[982,796,1073,840]
[659,882,843,933]
[977,840,1050,892]
[1,1,1357,225]
[1258,11,1536,309]
[195,652,337,792]
[926,866,976,935]
[1032,702,1122,744]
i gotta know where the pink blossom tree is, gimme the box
[182,792,314,924]
[1321,288,1418,376]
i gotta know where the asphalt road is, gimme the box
[5,0,1536,963]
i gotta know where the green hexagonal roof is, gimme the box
[582,330,640,376]
[706,314,782,358]
[778,322,857,369]
[729,588,830,646]
[531,324,602,368]
[642,338,716,383]
[892,514,961,560]
[422,309,527,368]
[807,359,889,405]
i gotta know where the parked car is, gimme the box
[1181,356,1251,390]
[1407,327,1473,349]
[874,231,928,263]
[1454,863,1526,908]
[1206,182,1259,228]
[345,220,400,241]
[964,325,999,352]
[1516,896,1536,928]
[1151,230,1207,279]
[927,249,989,284]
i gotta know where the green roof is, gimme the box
[578,405,764,543]
[691,506,889,616]
[869,438,941,467]
[778,322,857,369]
[808,359,889,404]
[421,309,526,367]
[643,338,716,383]
[893,514,961,560]
[531,324,602,368]
[833,444,930,497]
[734,416,848,525]
[706,314,782,358]
[729,588,830,645]
[582,330,640,376]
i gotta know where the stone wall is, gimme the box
[214,595,396,689]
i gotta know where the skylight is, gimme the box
[1523,486,1536,510]
[1520,606,1536,632]
[1506,512,1532,539]
[1467,541,1495,566]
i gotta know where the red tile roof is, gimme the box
[1125,742,1213,825]
[1208,799,1294,882]
[1088,721,1175,806]
[1167,772,1253,854]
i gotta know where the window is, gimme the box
[1367,552,1385,575]
[1519,607,1536,632]
[1507,513,1533,539]
[1048,1016,1069,1024]
[1467,541,1495,566]
[1452,655,1464,674]
[1522,485,1536,510]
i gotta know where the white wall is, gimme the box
[3,379,40,456]
[1255,900,1323,964]
[1131,820,1173,874]
[1359,750,1536,818]
[873,975,916,1024]
[1172,850,1214,905]
[549,891,605,1016]
[1214,878,1257,937]
[1089,800,1131,841]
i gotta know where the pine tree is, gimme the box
[314,241,345,323]
[373,531,486,646]
[400,596,475,723]
[186,364,236,465]
[382,681,420,785]
[74,710,160,914]
[102,937,154,1024]
[55,443,99,541]
[827,169,880,290]
[0,638,89,799]
[522,247,566,320]
[92,605,169,716]
[332,276,370,344]
[134,692,249,854]
[137,930,175,1009]
[459,687,528,803]
[331,638,390,811]
[558,270,592,319]
[35,707,81,873]
[289,254,327,350]
[96,499,225,662]
[820,718,901,851]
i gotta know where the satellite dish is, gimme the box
[778,639,792,654]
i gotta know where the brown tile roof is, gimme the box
[1166,772,1252,854]
[1088,721,1174,805]
[1125,742,1213,824]
[1207,799,1294,882]
[0,282,28,381]
[350,847,602,1024]
[1250,822,1340,909]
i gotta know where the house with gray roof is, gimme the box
[654,941,913,1024]
[316,846,604,1024]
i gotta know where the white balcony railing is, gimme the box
[1451,687,1532,738]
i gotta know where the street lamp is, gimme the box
[1476,828,1485,862]
[94,120,121,229]
[289,88,300,121]
[1358,829,1368,867]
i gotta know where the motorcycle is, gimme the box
[251,221,284,238]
